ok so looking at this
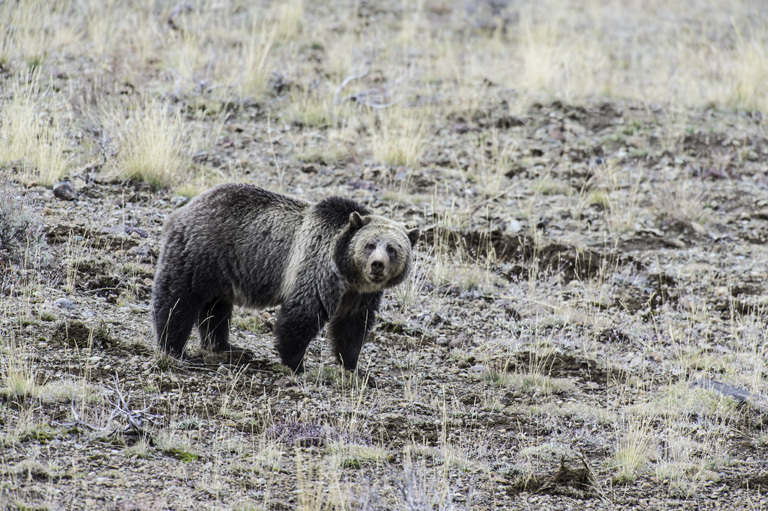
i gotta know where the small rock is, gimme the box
[53,180,78,201]
[504,219,522,234]
[273,376,294,388]
[449,334,470,349]
[54,297,76,310]
[128,245,153,263]
[300,164,318,173]
[172,196,190,207]
[217,365,233,378]
[128,303,149,313]
[690,221,707,235]
[437,336,449,346]
[448,339,462,348]
[469,364,488,373]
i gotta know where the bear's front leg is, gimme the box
[274,296,329,373]
[154,293,201,358]
[327,292,381,371]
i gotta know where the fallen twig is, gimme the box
[334,61,404,109]
[692,378,768,416]
[333,62,371,105]
[52,373,163,439]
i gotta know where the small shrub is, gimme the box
[113,100,189,190]
[0,187,41,265]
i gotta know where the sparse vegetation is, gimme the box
[0,333,39,403]
[370,107,427,168]
[0,76,73,185]
[1,0,767,509]
[110,99,190,190]
[0,187,40,265]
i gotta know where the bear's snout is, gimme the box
[368,250,390,281]
[371,260,385,272]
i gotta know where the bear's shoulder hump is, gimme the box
[313,197,370,230]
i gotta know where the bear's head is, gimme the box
[345,212,420,292]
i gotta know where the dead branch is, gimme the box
[334,58,405,109]
[346,89,403,109]
[104,373,164,435]
[168,2,194,31]
[333,62,371,105]
[52,374,163,439]
[692,378,768,416]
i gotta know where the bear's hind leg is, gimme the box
[198,299,233,351]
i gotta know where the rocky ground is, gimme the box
[1,1,768,510]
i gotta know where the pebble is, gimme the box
[54,297,76,310]
[505,219,522,234]
[172,196,190,207]
[273,377,294,388]
[128,246,153,263]
[469,364,488,373]
[53,180,78,201]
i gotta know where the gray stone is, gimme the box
[172,196,190,207]
[53,181,77,201]
[54,297,75,309]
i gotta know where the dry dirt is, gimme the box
[1,2,768,511]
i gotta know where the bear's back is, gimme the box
[158,184,309,305]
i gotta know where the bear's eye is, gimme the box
[366,242,376,251]
[386,245,396,255]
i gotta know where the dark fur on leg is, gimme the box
[155,296,200,357]
[274,298,329,373]
[198,299,233,351]
[328,292,382,371]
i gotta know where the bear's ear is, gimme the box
[349,211,368,230]
[407,228,420,247]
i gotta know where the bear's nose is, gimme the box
[371,260,385,273]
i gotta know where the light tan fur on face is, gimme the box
[351,217,413,293]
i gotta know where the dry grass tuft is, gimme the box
[0,332,39,402]
[0,76,72,185]
[612,419,655,484]
[238,19,278,99]
[370,107,426,168]
[109,99,190,190]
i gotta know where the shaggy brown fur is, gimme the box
[152,184,419,372]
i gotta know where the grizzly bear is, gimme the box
[152,184,419,373]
